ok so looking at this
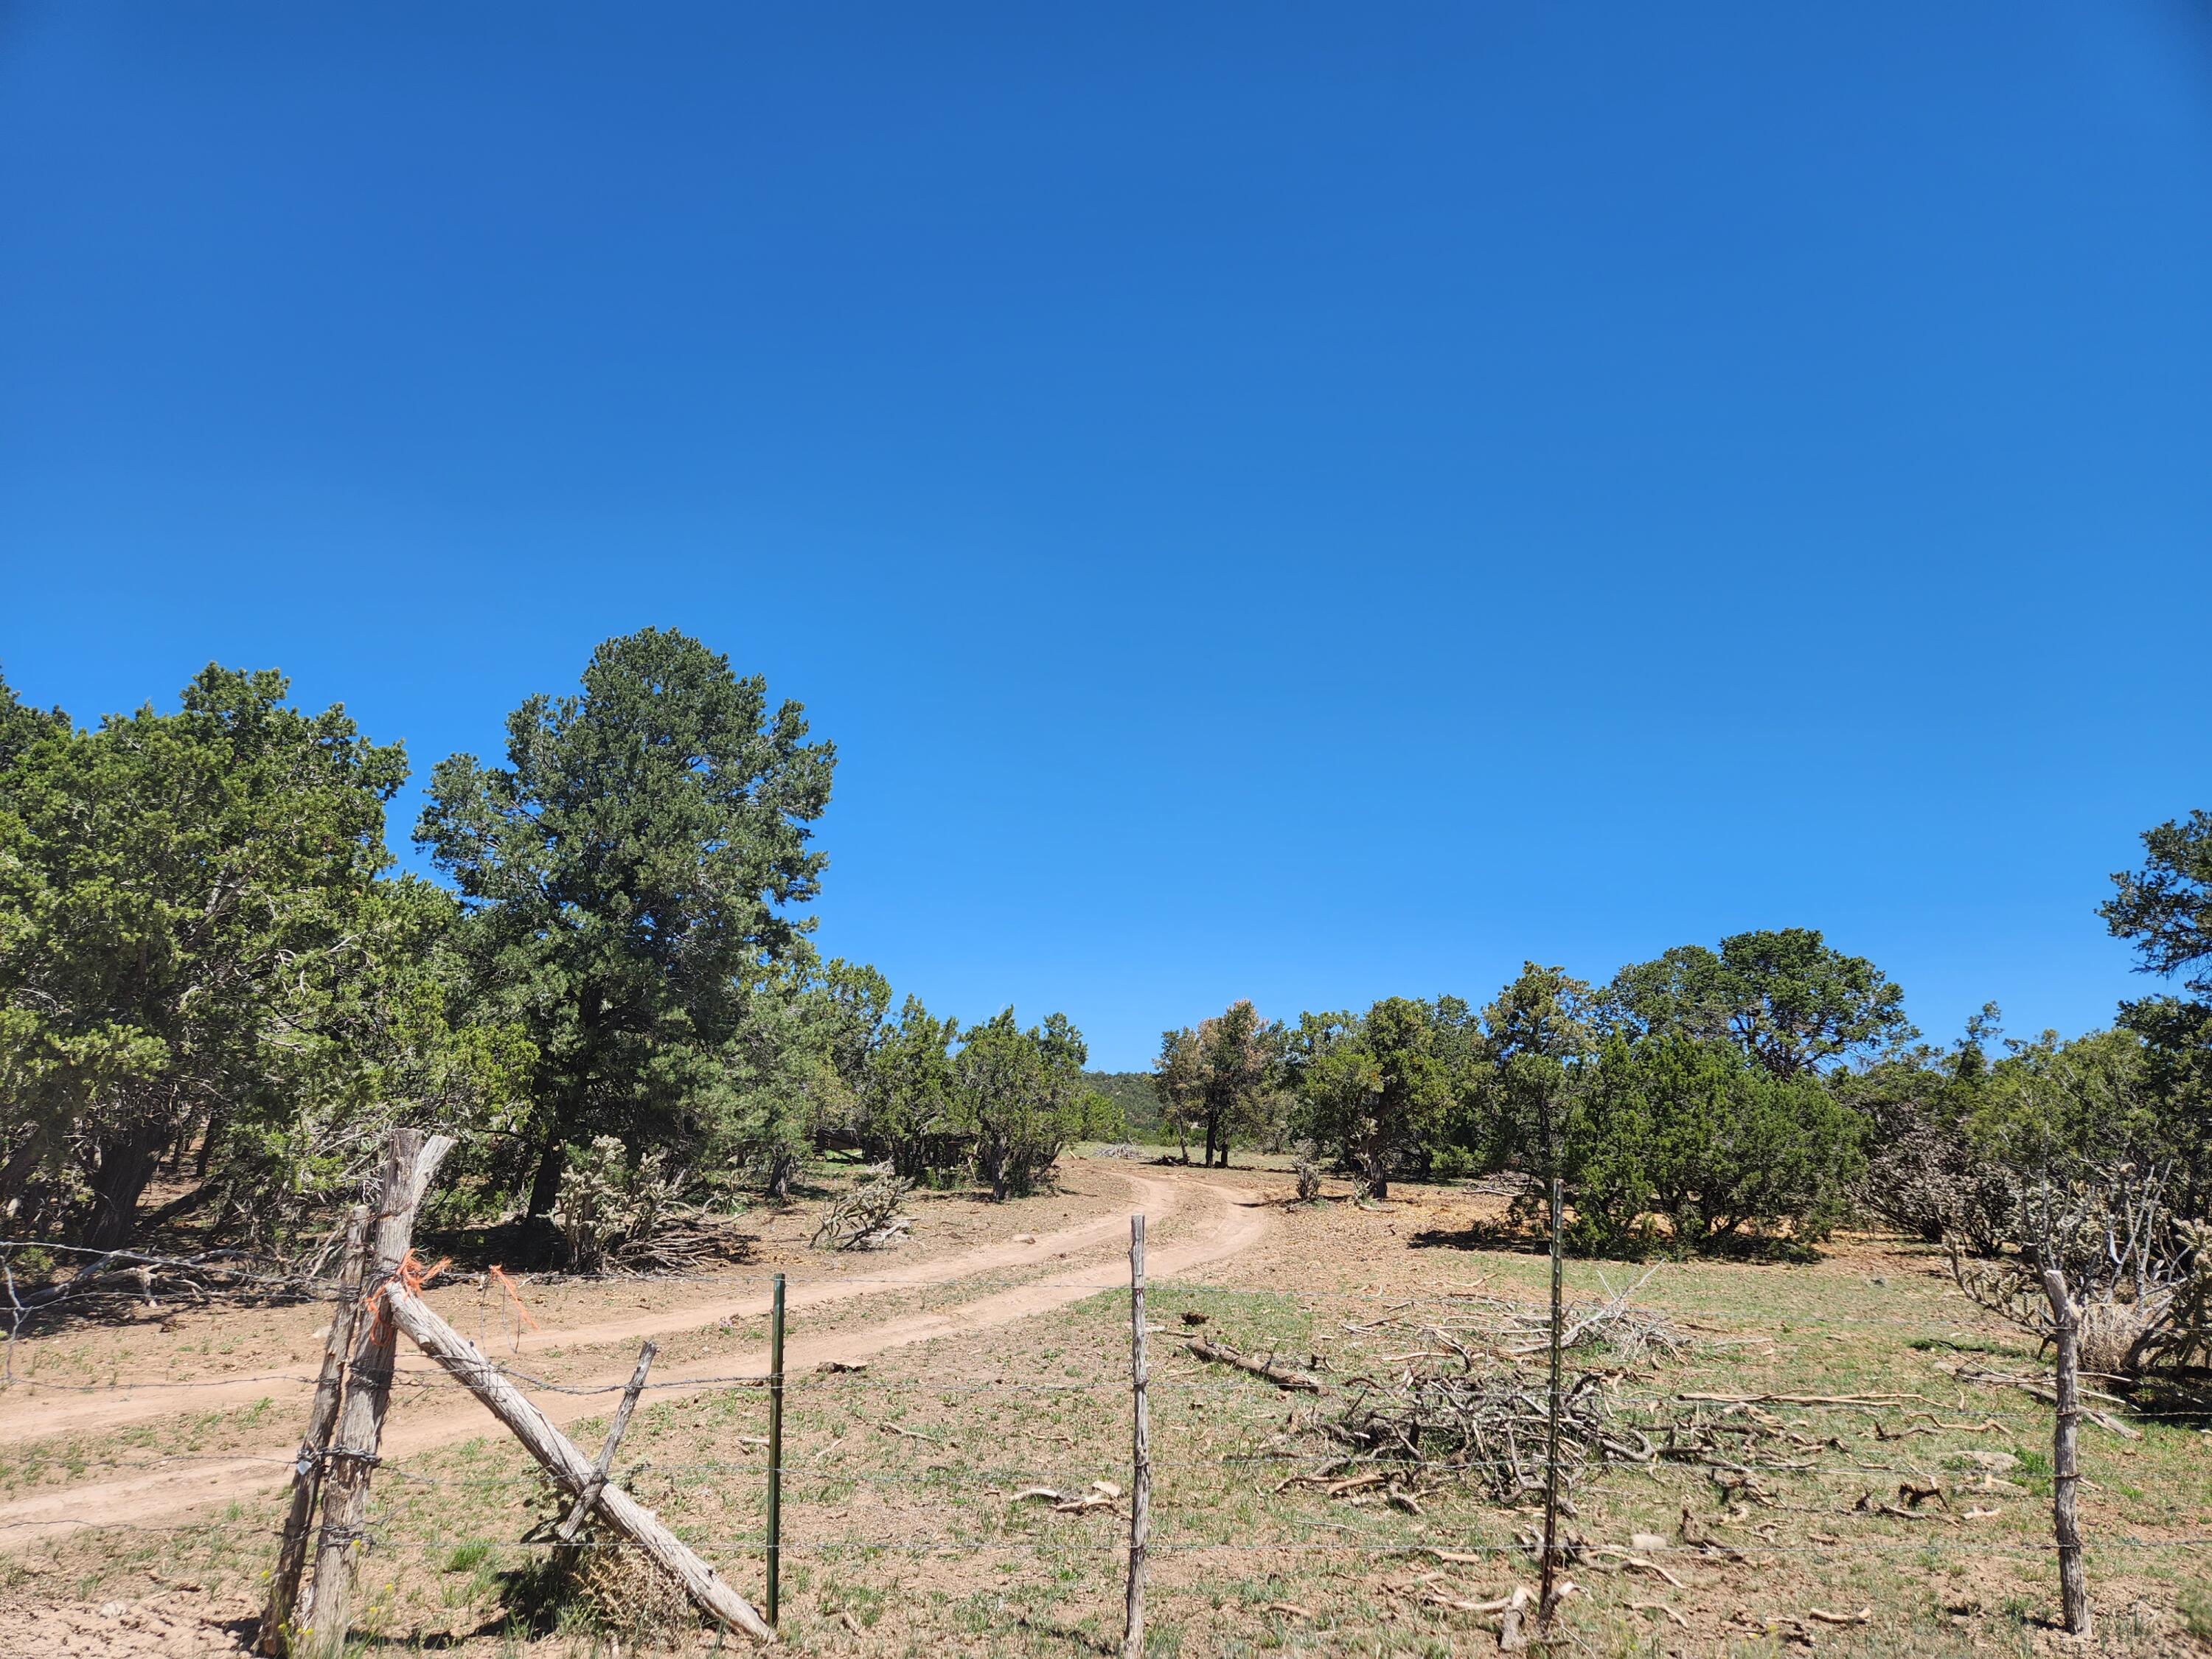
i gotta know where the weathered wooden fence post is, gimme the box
[2040,1263,2092,1637]
[766,1270,786,1627]
[1537,1177,1564,1623]
[301,1128,453,1656]
[257,1203,368,1655]
[1122,1214,1150,1659]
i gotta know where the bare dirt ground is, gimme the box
[0,1161,1261,1545]
[2,1158,2208,1658]
[0,1162,1162,1443]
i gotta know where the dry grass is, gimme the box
[1,1159,2208,1657]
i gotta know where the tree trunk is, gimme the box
[82,1122,170,1249]
[526,1135,566,1219]
[0,1130,45,1212]
[2040,1264,2092,1638]
[1203,1116,1217,1169]
[194,1110,224,1178]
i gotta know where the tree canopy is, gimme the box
[954,1009,1113,1200]
[416,627,835,1214]
[1564,1032,1863,1253]
[1470,962,1601,1176]
[0,666,474,1245]
[2101,810,2212,1209]
[1290,997,1458,1199]
[1610,928,1910,1077]
[2102,810,2212,994]
[4,639,2205,1283]
[1152,999,1278,1168]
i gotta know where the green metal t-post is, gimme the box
[767,1270,785,1626]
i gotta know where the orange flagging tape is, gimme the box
[487,1264,539,1332]
[362,1248,451,1338]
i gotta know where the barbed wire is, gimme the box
[8,1358,2203,1424]
[1,1441,2076,1492]
[4,1508,2205,1562]
[0,1236,2049,1335]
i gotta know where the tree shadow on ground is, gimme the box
[1407,1216,1551,1256]
[414,1211,760,1276]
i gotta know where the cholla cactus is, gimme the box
[553,1137,681,1271]
[812,1163,915,1251]
[1949,1161,2212,1380]
[1293,1140,1324,1203]
[553,1138,625,1271]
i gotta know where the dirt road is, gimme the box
[0,1164,1270,1549]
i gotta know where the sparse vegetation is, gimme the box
[0,643,2206,1652]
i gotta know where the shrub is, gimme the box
[1562,1034,1863,1255]
[953,1010,1113,1200]
[1832,1017,2011,1248]
[1292,1140,1324,1203]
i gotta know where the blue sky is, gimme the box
[4,4,2208,1068]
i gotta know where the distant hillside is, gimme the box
[1085,1070,1164,1142]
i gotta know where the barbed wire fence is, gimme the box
[0,1147,2208,1655]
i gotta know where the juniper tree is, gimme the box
[1610,928,1909,1078]
[0,667,411,1244]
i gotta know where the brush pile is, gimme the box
[1427,1269,1691,1371]
[1323,1366,1650,1506]
[1284,1273,1704,1514]
[1,1246,316,1321]
[607,1208,758,1273]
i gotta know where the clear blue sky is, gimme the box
[4,4,2208,1069]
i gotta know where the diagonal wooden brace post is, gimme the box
[377,1278,773,1643]
[556,1340,656,1543]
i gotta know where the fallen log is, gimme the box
[1185,1337,1322,1392]
[379,1279,773,1643]
[1945,1366,2143,1440]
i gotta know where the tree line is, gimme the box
[0,630,1116,1251]
[7,623,2202,1290]
[1155,841,2212,1265]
